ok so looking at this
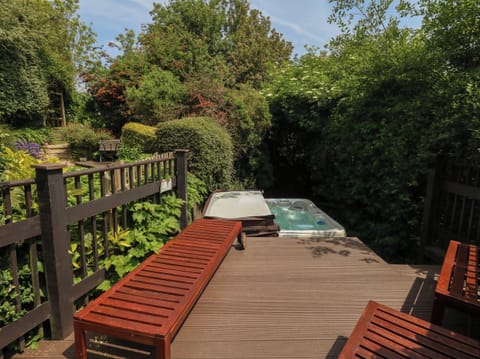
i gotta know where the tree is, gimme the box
[219,0,293,87]
[140,0,292,86]
[125,67,187,125]
[84,0,290,182]
[420,0,480,70]
[0,0,97,127]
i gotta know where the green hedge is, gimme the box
[120,122,157,152]
[155,117,233,191]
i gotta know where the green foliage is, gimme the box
[180,78,272,185]
[59,122,114,160]
[0,132,11,181]
[0,268,24,325]
[120,122,158,153]
[420,0,480,70]
[116,143,146,162]
[0,147,60,220]
[0,0,97,127]
[125,67,187,125]
[264,0,480,261]
[98,196,183,290]
[10,128,52,146]
[82,0,291,184]
[187,173,208,213]
[0,247,46,354]
[81,43,148,135]
[155,117,234,191]
[2,147,39,181]
[219,0,293,87]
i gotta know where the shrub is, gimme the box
[120,122,157,153]
[59,123,114,160]
[155,117,234,191]
[116,143,147,162]
[11,128,52,146]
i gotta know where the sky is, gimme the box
[77,0,341,58]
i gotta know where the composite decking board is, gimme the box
[14,236,444,359]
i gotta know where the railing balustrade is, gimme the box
[0,150,188,356]
[421,156,480,260]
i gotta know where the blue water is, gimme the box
[266,201,332,231]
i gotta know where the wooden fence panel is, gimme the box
[422,157,480,260]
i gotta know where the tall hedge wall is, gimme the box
[155,117,233,191]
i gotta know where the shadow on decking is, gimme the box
[13,237,448,359]
[298,236,380,263]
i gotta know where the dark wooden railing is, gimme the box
[421,156,480,260]
[0,150,189,355]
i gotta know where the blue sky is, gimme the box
[77,0,340,57]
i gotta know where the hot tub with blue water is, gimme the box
[202,190,346,238]
[265,198,346,237]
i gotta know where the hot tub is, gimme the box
[202,191,346,238]
[265,198,346,237]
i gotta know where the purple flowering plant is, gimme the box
[15,139,41,159]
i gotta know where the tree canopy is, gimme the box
[83,0,292,184]
[0,0,96,127]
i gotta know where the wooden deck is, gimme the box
[13,236,446,359]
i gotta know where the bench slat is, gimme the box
[117,286,181,303]
[362,330,433,359]
[450,243,469,295]
[82,312,164,336]
[74,219,242,359]
[465,247,478,300]
[134,270,195,285]
[110,292,176,310]
[371,316,470,358]
[340,301,480,359]
[436,240,458,294]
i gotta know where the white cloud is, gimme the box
[268,14,325,43]
[248,0,340,53]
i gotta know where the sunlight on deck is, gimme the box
[13,236,440,359]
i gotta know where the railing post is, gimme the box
[175,149,189,230]
[33,163,74,339]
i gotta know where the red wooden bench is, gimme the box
[339,300,480,358]
[431,240,480,326]
[73,218,242,359]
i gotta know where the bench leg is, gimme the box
[73,321,87,359]
[431,297,445,325]
[155,337,171,359]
